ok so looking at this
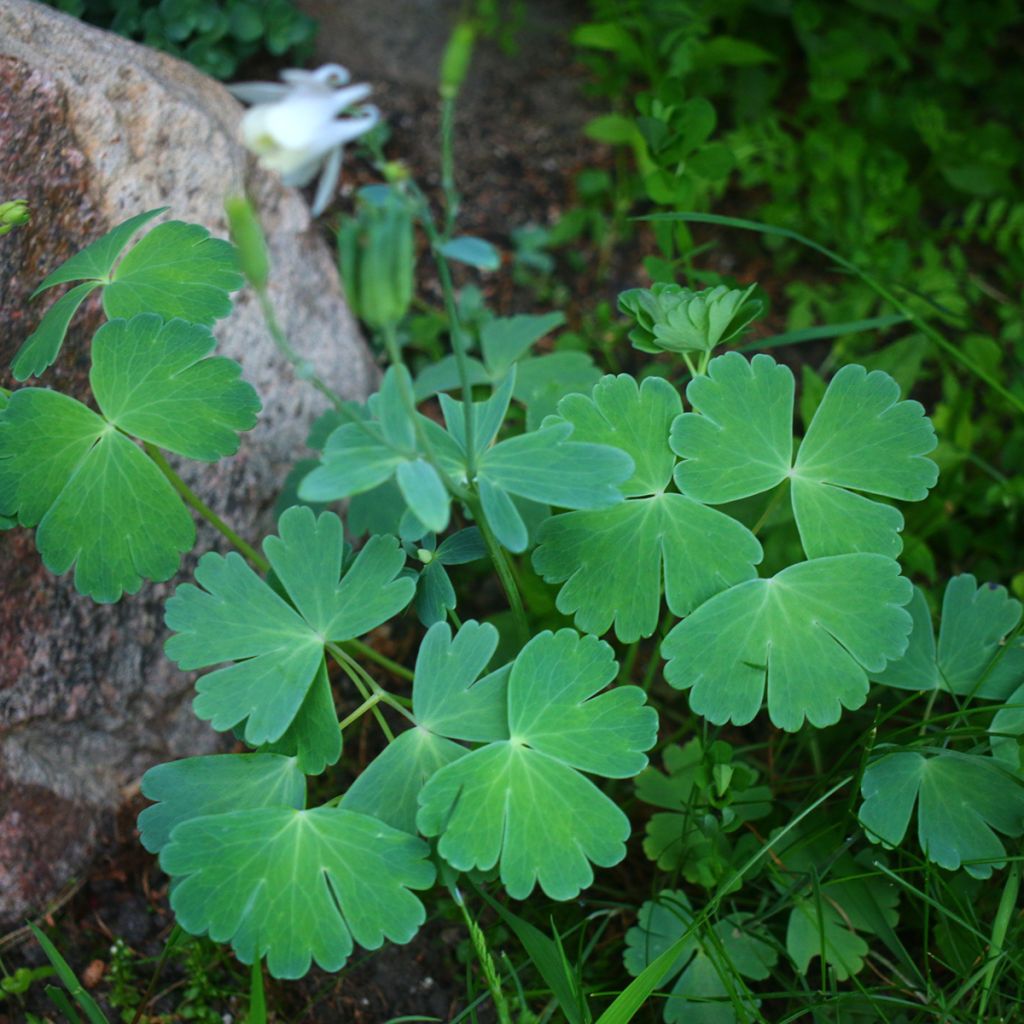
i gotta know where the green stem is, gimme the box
[144,444,269,572]
[326,643,395,742]
[751,480,789,537]
[469,495,529,648]
[440,96,460,236]
[343,637,414,682]
[977,859,1020,1021]
[338,692,383,733]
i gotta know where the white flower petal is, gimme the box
[311,146,344,215]
[227,82,291,104]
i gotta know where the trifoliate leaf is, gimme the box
[164,507,414,745]
[90,315,260,460]
[0,389,194,602]
[12,210,240,380]
[772,826,900,982]
[624,890,777,1024]
[533,375,761,641]
[876,575,1024,699]
[671,354,938,558]
[859,749,1024,878]
[138,753,305,853]
[417,629,658,899]
[662,554,912,730]
[161,805,434,978]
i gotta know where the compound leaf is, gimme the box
[138,753,305,853]
[161,805,434,978]
[164,507,414,745]
[261,659,342,774]
[876,575,1024,699]
[859,750,1024,878]
[0,388,194,602]
[671,354,937,558]
[417,629,658,899]
[91,315,260,460]
[662,554,912,730]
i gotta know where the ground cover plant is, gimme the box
[2,4,1024,1022]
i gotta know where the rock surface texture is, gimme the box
[0,0,376,929]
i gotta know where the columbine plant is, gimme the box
[4,21,1024,1023]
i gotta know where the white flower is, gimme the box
[229,64,380,216]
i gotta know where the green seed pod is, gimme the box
[439,22,476,100]
[225,195,270,291]
[0,199,30,237]
[350,186,415,330]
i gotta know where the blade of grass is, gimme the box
[477,886,590,1024]
[29,924,108,1024]
[741,314,910,351]
[644,211,1024,415]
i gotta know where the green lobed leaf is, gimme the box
[164,507,414,744]
[480,312,565,375]
[138,753,306,853]
[662,554,912,730]
[859,749,1024,879]
[161,805,435,978]
[103,220,242,324]
[261,659,342,774]
[534,374,762,641]
[90,315,260,460]
[417,629,658,899]
[875,575,1024,699]
[671,353,938,558]
[11,281,100,382]
[0,389,194,602]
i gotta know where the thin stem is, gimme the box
[440,95,460,235]
[343,637,414,681]
[977,859,1020,1021]
[338,692,383,733]
[469,495,529,648]
[129,925,182,1024]
[751,480,789,537]
[144,443,269,572]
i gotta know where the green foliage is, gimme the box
[164,506,413,746]
[44,0,317,79]
[859,750,1024,879]
[623,890,776,1024]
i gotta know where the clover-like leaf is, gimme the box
[161,805,434,979]
[12,210,240,380]
[662,554,912,730]
[138,753,306,854]
[876,575,1024,700]
[164,506,414,745]
[0,389,195,602]
[534,375,761,641]
[671,353,938,558]
[859,749,1024,878]
[261,660,342,775]
[624,890,777,1024]
[417,629,658,899]
[0,314,260,600]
